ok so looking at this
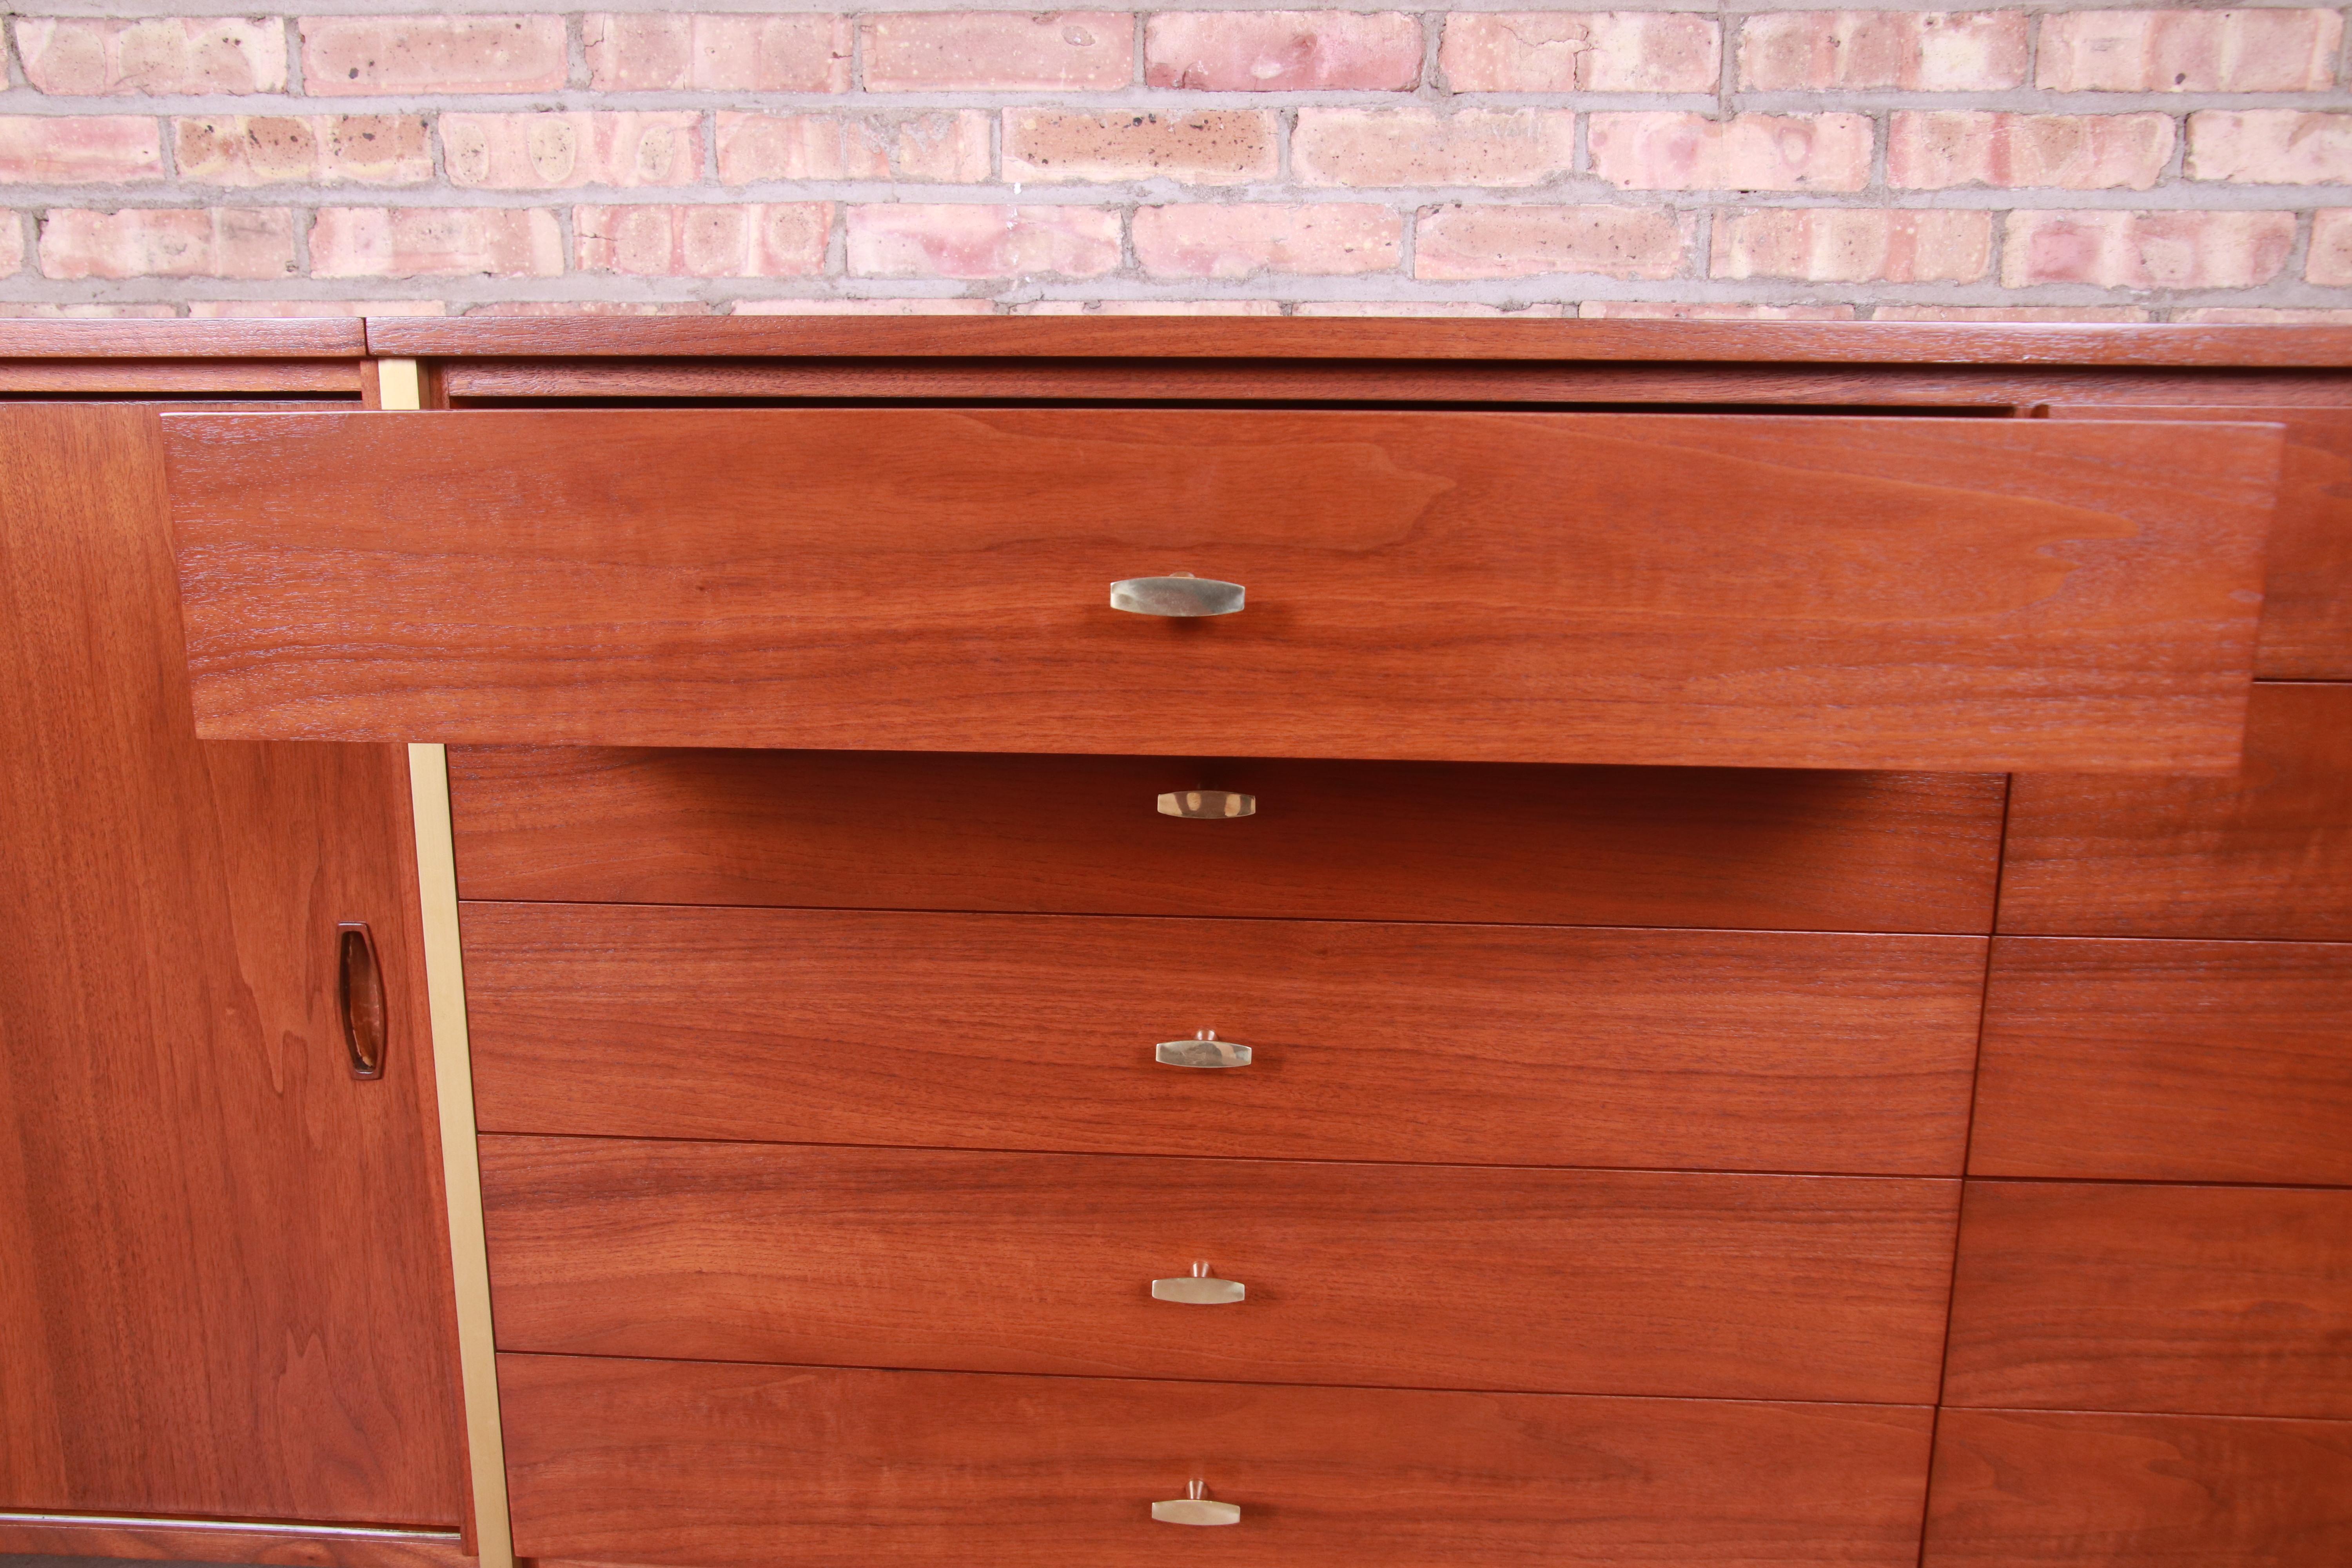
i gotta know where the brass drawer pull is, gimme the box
[1152,1479,1240,1526]
[1151,1262,1245,1305]
[1156,1030,1251,1069]
[1110,572,1244,617]
[1158,789,1254,819]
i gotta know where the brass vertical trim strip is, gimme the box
[382,357,514,1568]
[377,356,423,413]
[408,740,511,1568]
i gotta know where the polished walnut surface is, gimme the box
[164,407,2276,770]
[463,904,1983,1173]
[0,403,464,1525]
[40,318,2338,1568]
[503,1354,1936,1568]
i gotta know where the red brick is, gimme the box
[721,111,991,183]
[2187,111,2352,186]
[40,207,296,280]
[1888,112,2174,191]
[1294,301,1573,317]
[1016,299,1287,315]
[0,117,162,183]
[0,302,178,317]
[310,206,564,278]
[14,17,285,95]
[1580,302,1861,319]
[1294,109,1576,189]
[300,16,568,96]
[2309,209,2352,287]
[2037,9,2341,92]
[1146,11,1421,90]
[1590,112,1871,192]
[1132,203,1402,278]
[188,300,449,318]
[2002,209,2296,289]
[444,113,702,190]
[1712,208,1991,282]
[583,13,851,92]
[1004,111,1276,185]
[732,298,998,315]
[2176,307,2352,323]
[175,116,431,187]
[466,301,713,316]
[1737,11,2029,91]
[1439,12,1719,91]
[0,215,21,275]
[1872,305,2153,321]
[865,12,1132,90]
[1415,204,1693,280]
[576,203,829,277]
[847,204,1121,279]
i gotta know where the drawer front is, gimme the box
[2049,404,2352,679]
[501,1354,1937,1568]
[1944,1182,2352,1418]
[2000,681,2352,940]
[1923,1408,2352,1568]
[1973,937,2352,1183]
[164,409,2276,772]
[449,747,2006,935]
[463,902,1985,1171]
[465,905,1984,1173]
[481,1138,1958,1404]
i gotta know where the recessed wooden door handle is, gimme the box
[1110,573,1244,617]
[336,921,387,1080]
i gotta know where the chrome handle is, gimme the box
[1158,789,1254,820]
[336,921,387,1080]
[1157,1030,1251,1069]
[1152,1261,1245,1305]
[1111,573,1244,617]
[1152,1479,1240,1527]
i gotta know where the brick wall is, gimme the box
[2,3,2349,320]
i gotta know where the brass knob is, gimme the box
[1152,1479,1241,1526]
[1158,789,1254,819]
[1156,1030,1252,1069]
[1151,1261,1245,1305]
[1111,573,1245,617]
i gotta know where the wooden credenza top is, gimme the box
[355,316,2352,367]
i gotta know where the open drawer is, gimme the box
[162,408,2280,770]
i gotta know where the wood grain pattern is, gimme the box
[480,1136,1957,1403]
[1973,938,2352,1183]
[0,404,465,1523]
[365,314,2352,366]
[434,361,2352,409]
[2049,405,2352,678]
[464,903,1985,1173]
[448,746,2007,935]
[0,361,363,393]
[1944,1181,2352,1418]
[499,1353,1936,1568]
[0,1517,469,1568]
[0,319,364,357]
[2000,682,2352,939]
[1923,1408,2352,1568]
[165,409,2278,770]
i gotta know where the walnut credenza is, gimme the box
[164,319,2352,1568]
